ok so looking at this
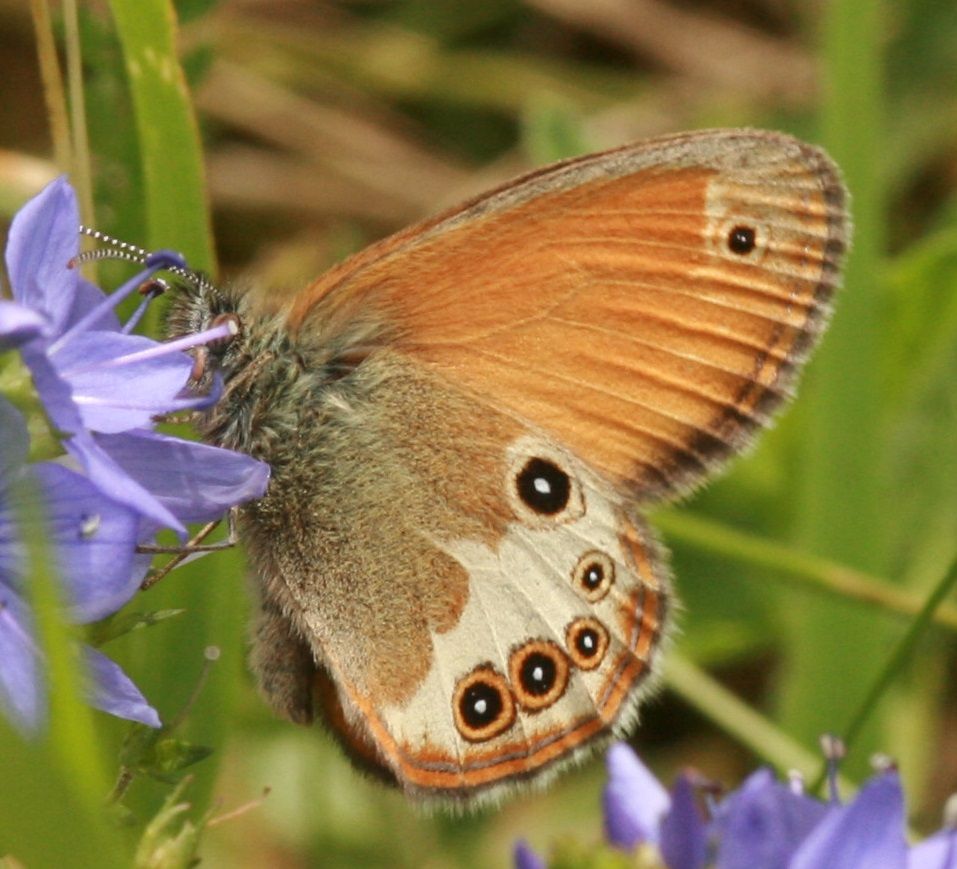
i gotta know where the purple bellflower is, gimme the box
[603,741,708,869]
[0,397,158,730]
[517,742,957,868]
[910,797,957,869]
[513,840,546,869]
[0,177,271,732]
[1,176,268,534]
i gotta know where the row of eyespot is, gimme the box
[451,616,611,743]
[467,457,618,742]
[512,455,616,602]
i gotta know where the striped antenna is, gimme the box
[75,226,214,294]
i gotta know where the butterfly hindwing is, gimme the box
[242,352,669,804]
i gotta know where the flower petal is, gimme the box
[603,742,671,849]
[790,771,907,869]
[50,331,193,433]
[93,429,270,523]
[29,463,141,622]
[0,299,47,350]
[66,432,185,534]
[513,840,546,869]
[18,337,87,436]
[660,773,708,869]
[0,588,44,732]
[714,768,828,869]
[5,177,79,337]
[82,646,160,727]
[66,278,120,333]
[909,829,957,869]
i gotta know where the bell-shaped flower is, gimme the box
[1,177,272,734]
[518,741,953,868]
[0,397,158,731]
[603,742,708,867]
[1,176,269,533]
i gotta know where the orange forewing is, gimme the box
[288,129,847,499]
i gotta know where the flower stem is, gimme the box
[654,510,957,632]
[664,653,855,794]
[838,556,957,760]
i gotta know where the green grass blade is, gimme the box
[783,0,891,771]
[106,0,213,269]
[0,481,125,867]
[664,653,855,794]
[103,0,234,819]
[840,557,957,756]
[656,511,957,632]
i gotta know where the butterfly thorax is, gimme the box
[167,281,384,470]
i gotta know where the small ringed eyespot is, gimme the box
[565,617,609,671]
[727,225,757,255]
[452,666,515,742]
[508,640,569,712]
[515,457,571,515]
[572,551,615,602]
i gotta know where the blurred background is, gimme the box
[1,0,957,866]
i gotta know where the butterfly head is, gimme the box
[165,272,249,385]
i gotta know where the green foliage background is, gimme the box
[1,0,956,865]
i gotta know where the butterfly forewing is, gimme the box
[290,129,847,500]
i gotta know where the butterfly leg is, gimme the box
[139,508,240,590]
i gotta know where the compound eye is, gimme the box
[209,312,241,348]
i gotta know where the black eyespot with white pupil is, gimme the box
[728,225,757,255]
[583,562,604,591]
[452,666,515,742]
[575,628,599,656]
[566,617,609,671]
[520,653,557,697]
[572,550,614,602]
[461,682,502,727]
[509,641,569,711]
[516,457,570,515]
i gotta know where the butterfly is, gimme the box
[167,128,849,807]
